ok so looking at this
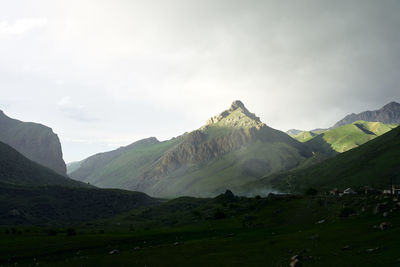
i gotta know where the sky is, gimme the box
[1,0,400,162]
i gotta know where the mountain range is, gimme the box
[333,101,400,127]
[69,101,312,197]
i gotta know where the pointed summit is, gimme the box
[229,100,247,111]
[203,100,264,129]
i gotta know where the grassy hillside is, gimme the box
[291,130,317,142]
[0,141,87,188]
[241,125,400,194]
[66,161,82,174]
[310,121,396,153]
[142,140,308,197]
[70,101,311,197]
[70,137,184,188]
[2,193,400,266]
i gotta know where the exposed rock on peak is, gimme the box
[204,100,264,129]
[229,100,246,111]
[333,101,400,128]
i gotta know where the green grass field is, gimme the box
[1,193,400,266]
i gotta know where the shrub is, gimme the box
[305,188,318,196]
[213,209,226,220]
[339,207,356,218]
[66,228,77,236]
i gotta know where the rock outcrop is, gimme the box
[0,110,66,175]
[333,101,400,128]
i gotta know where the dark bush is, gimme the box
[339,207,356,218]
[213,209,226,220]
[47,229,58,236]
[66,228,77,236]
[305,188,318,196]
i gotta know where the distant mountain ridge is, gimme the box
[333,101,400,128]
[69,100,312,197]
[0,110,66,175]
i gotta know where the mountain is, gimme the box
[240,125,400,194]
[70,101,312,197]
[286,129,303,136]
[305,121,397,154]
[289,130,318,142]
[333,101,400,128]
[67,137,160,179]
[0,110,66,175]
[0,140,158,225]
[0,141,86,188]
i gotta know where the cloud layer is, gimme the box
[1,0,400,161]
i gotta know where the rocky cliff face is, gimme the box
[0,110,67,175]
[333,101,400,128]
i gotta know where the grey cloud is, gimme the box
[1,0,400,161]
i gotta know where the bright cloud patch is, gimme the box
[0,17,48,35]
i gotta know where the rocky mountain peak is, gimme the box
[203,100,264,129]
[229,100,246,111]
[382,101,400,110]
[333,101,400,128]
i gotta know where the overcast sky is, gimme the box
[1,0,400,162]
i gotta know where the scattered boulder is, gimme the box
[316,219,325,224]
[109,250,120,255]
[366,247,379,253]
[290,258,302,267]
[383,212,389,217]
[291,255,302,261]
[342,245,351,251]
[379,222,392,230]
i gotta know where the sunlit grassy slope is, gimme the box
[241,125,400,194]
[70,136,184,189]
[292,121,397,156]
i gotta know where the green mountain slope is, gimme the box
[70,101,312,197]
[305,121,397,155]
[0,110,66,175]
[70,136,184,188]
[0,141,87,188]
[290,130,318,142]
[240,125,400,194]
